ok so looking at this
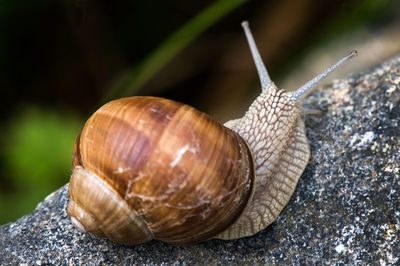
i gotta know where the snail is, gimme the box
[67,21,357,245]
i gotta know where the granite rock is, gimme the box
[1,56,399,265]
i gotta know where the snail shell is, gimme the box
[67,21,357,245]
[68,97,255,244]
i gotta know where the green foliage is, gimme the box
[318,0,397,43]
[0,107,82,224]
[105,0,247,101]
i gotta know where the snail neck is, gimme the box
[234,87,300,172]
[220,87,307,239]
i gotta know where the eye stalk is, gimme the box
[241,21,272,91]
[241,20,358,103]
[291,50,358,102]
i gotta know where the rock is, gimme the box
[1,56,399,265]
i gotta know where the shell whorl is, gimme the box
[68,96,256,245]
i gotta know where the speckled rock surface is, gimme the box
[1,56,399,265]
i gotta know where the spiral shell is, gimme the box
[68,96,255,244]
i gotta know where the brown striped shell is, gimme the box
[67,96,255,245]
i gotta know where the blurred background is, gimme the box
[0,0,399,225]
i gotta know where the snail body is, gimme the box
[67,21,357,244]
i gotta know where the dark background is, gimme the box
[1,0,399,224]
